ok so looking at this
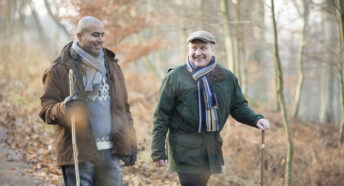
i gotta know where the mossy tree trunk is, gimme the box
[320,0,336,124]
[293,0,309,118]
[220,0,235,73]
[271,0,294,185]
[336,0,344,145]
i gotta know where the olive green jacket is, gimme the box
[151,64,263,174]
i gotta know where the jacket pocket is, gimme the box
[169,132,206,166]
[216,135,224,165]
[177,88,199,127]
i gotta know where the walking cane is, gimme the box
[261,130,265,186]
[69,69,80,186]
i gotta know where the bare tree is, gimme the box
[220,0,235,72]
[233,1,244,91]
[30,1,49,48]
[249,0,268,103]
[293,0,311,118]
[43,0,70,38]
[320,0,336,124]
[336,0,344,144]
[2,0,29,42]
[271,0,294,185]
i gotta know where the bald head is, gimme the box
[75,16,105,57]
[76,16,103,34]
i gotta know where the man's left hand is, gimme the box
[256,118,270,130]
[122,151,137,166]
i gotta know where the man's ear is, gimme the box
[76,33,82,42]
[212,47,215,56]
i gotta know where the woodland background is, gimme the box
[0,0,344,185]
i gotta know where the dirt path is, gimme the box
[0,143,42,186]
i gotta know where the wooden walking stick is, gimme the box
[69,69,80,186]
[261,130,265,186]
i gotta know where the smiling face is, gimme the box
[188,40,215,67]
[77,22,105,57]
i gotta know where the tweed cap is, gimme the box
[187,30,216,44]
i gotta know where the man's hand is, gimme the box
[64,96,84,111]
[63,96,87,128]
[122,151,137,166]
[154,159,168,167]
[256,118,270,130]
[64,96,87,117]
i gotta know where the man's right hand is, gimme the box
[64,96,85,112]
[154,159,168,167]
[63,96,87,126]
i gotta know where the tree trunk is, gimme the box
[135,3,162,78]
[251,0,268,103]
[274,66,280,111]
[293,0,309,118]
[220,0,235,72]
[338,53,344,144]
[271,0,294,185]
[320,1,336,124]
[234,0,248,94]
[336,0,344,144]
[200,0,206,29]
[151,0,167,77]
[44,0,70,38]
[30,2,49,49]
[234,1,242,86]
[4,0,18,42]
[182,0,188,59]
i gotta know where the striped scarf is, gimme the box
[186,56,219,133]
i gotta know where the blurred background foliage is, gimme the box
[0,0,344,185]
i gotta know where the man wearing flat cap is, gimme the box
[151,30,270,186]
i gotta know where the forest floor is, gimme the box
[0,143,42,186]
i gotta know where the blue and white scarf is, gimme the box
[71,40,106,92]
[186,56,219,133]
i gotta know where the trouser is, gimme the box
[177,173,211,186]
[61,149,122,186]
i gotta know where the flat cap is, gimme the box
[187,30,216,44]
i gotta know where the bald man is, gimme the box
[39,16,137,185]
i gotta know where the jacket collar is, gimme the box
[209,65,226,83]
[57,42,118,99]
[59,41,118,65]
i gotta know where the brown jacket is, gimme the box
[39,42,137,166]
